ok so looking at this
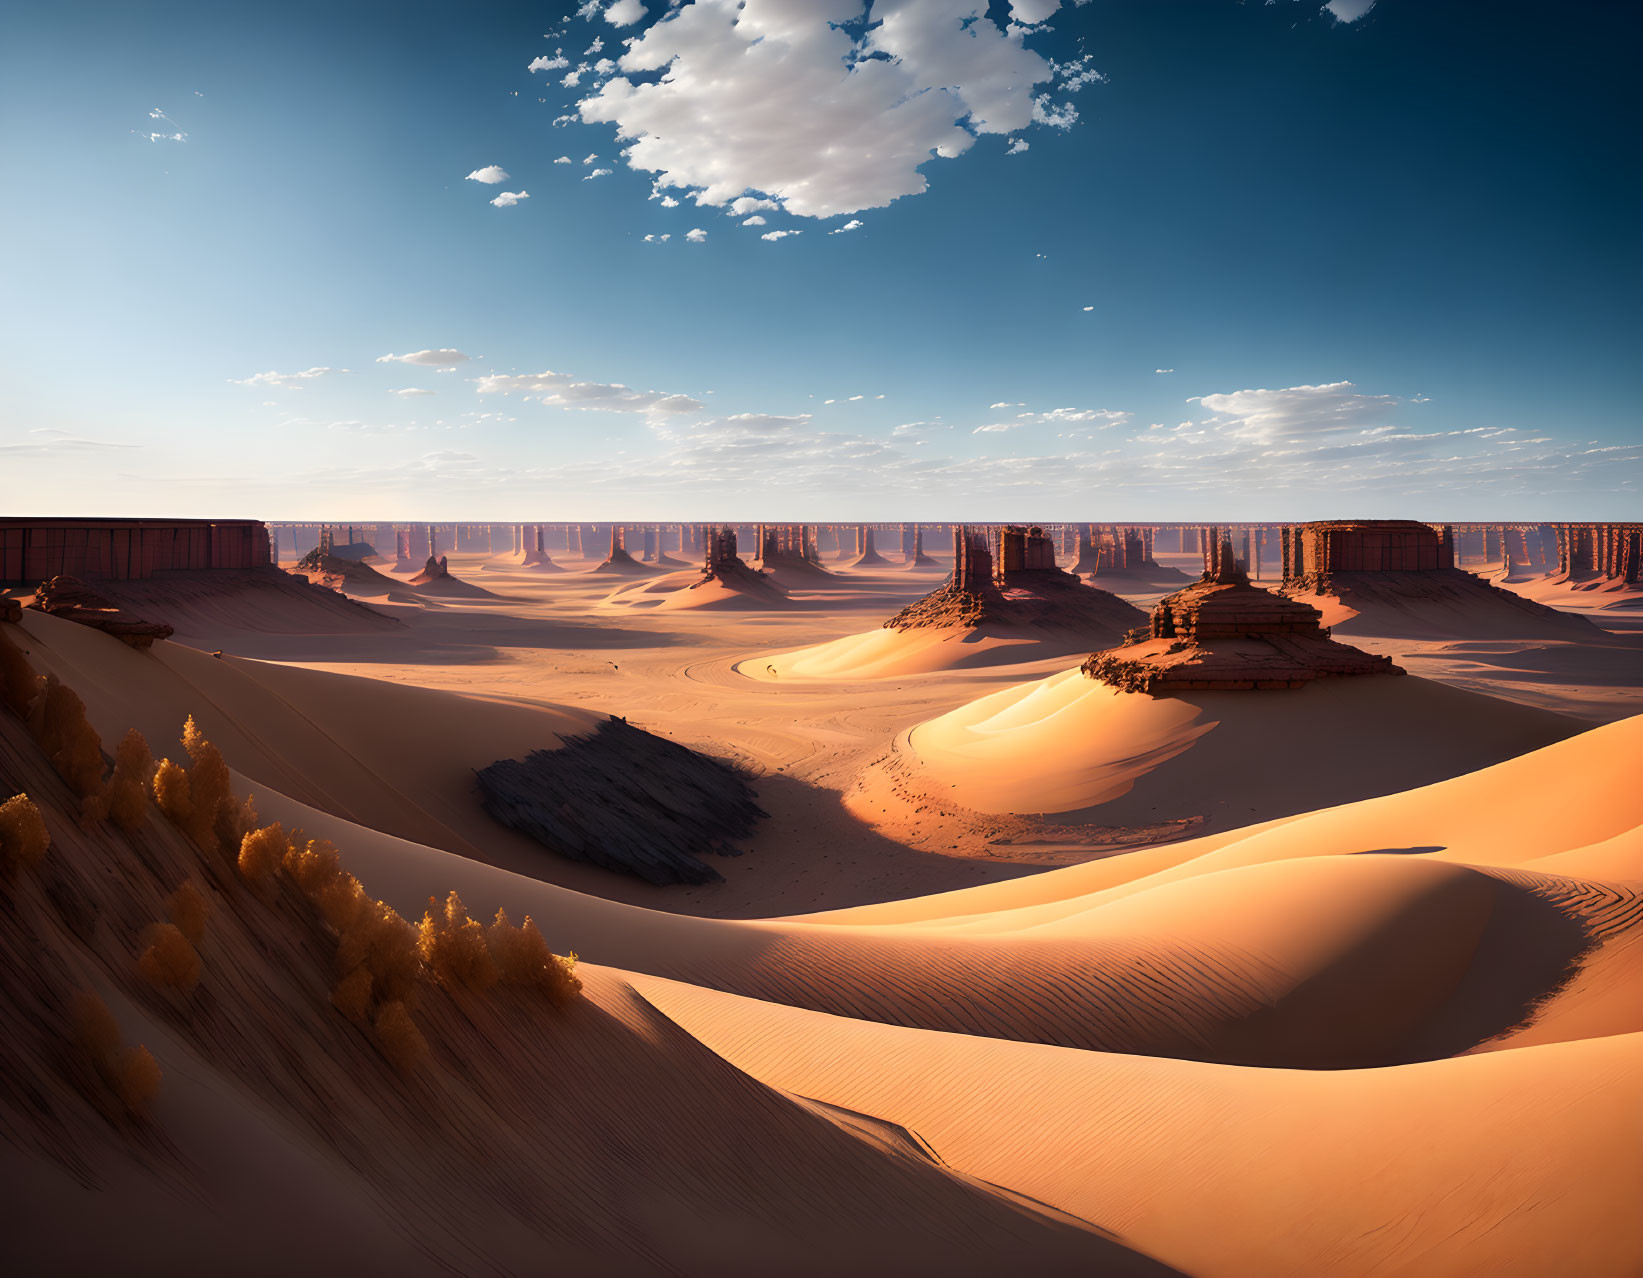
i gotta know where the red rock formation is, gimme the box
[591,525,659,576]
[886,525,1144,636]
[1280,518,1608,634]
[752,525,832,577]
[0,519,272,587]
[845,525,888,568]
[1554,523,1643,592]
[408,554,450,585]
[27,576,175,648]
[393,530,416,572]
[900,523,939,568]
[1083,531,1400,694]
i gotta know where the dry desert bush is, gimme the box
[167,879,210,946]
[419,891,499,992]
[106,729,155,833]
[34,675,106,809]
[114,1046,163,1114]
[72,990,162,1117]
[237,820,285,884]
[489,908,581,1005]
[373,999,429,1074]
[0,626,41,716]
[137,922,201,993]
[1,792,51,876]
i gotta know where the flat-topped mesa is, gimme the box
[1276,518,1607,626]
[0,517,272,587]
[1279,519,1453,590]
[995,523,1060,577]
[591,525,657,575]
[752,523,832,576]
[1082,528,1401,694]
[27,574,175,648]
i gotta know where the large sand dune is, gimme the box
[876,664,1578,827]
[5,581,1640,1277]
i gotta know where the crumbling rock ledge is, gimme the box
[27,575,174,648]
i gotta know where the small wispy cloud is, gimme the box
[228,366,345,389]
[377,349,472,367]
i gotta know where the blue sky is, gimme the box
[2,0,1638,521]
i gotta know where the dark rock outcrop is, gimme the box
[476,716,766,886]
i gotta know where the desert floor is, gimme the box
[3,547,1641,1277]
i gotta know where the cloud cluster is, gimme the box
[475,370,703,416]
[576,0,1088,218]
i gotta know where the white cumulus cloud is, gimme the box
[1323,0,1376,22]
[686,227,707,242]
[466,165,509,184]
[577,0,1087,219]
[490,190,530,206]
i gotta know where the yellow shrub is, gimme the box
[0,793,50,875]
[373,1000,428,1074]
[419,891,499,992]
[167,880,210,946]
[488,909,581,1005]
[338,900,421,1003]
[136,922,200,993]
[0,627,41,718]
[284,837,343,900]
[36,676,105,800]
[151,758,193,830]
[114,1045,162,1115]
[72,990,120,1063]
[331,965,374,1024]
[316,872,369,933]
[105,729,154,832]
[179,715,233,850]
[237,821,286,883]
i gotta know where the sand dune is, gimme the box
[878,664,1578,827]
[1289,572,1618,641]
[747,622,1077,679]
[5,605,1640,1276]
[631,978,1643,1278]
